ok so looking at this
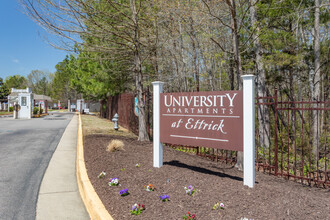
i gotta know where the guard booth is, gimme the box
[9,88,33,119]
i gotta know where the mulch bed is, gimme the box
[84,134,330,220]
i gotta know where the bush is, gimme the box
[33,107,38,114]
[106,140,125,152]
[9,107,13,112]
[33,107,43,115]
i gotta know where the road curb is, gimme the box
[0,114,12,118]
[76,113,114,220]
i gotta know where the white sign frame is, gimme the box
[152,75,255,188]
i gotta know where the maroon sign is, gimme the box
[160,91,243,151]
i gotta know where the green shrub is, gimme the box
[33,107,43,114]
[9,107,13,112]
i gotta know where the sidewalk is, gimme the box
[36,114,89,220]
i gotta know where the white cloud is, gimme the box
[12,59,19,63]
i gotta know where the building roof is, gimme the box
[8,93,53,103]
[34,94,52,102]
[7,88,52,103]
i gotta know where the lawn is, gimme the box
[0,111,12,115]
[81,114,136,138]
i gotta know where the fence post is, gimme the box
[152,81,164,168]
[274,89,278,175]
[242,75,255,188]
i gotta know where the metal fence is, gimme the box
[102,89,329,187]
[255,89,329,187]
[168,89,329,188]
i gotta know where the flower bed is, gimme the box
[83,133,329,219]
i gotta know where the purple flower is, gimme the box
[130,203,145,215]
[111,177,119,182]
[132,204,138,211]
[119,188,129,196]
[159,195,170,202]
[184,185,196,196]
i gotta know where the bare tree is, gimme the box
[27,70,52,96]
[200,0,252,170]
[21,0,155,141]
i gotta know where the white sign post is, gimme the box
[152,81,164,168]
[242,75,256,188]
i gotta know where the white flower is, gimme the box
[109,178,119,186]
[220,203,224,208]
[97,171,106,178]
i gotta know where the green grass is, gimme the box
[0,111,12,115]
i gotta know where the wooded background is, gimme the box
[2,0,326,143]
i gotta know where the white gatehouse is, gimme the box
[9,88,33,119]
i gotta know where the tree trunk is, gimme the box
[135,59,149,141]
[250,0,270,152]
[312,0,321,161]
[132,0,149,141]
[190,18,199,92]
[230,0,242,90]
[178,15,188,92]
[229,55,235,90]
[229,0,243,170]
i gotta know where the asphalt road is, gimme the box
[0,112,74,220]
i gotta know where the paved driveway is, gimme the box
[0,112,74,220]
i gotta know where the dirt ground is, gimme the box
[83,131,329,220]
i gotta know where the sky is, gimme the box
[0,1,68,80]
